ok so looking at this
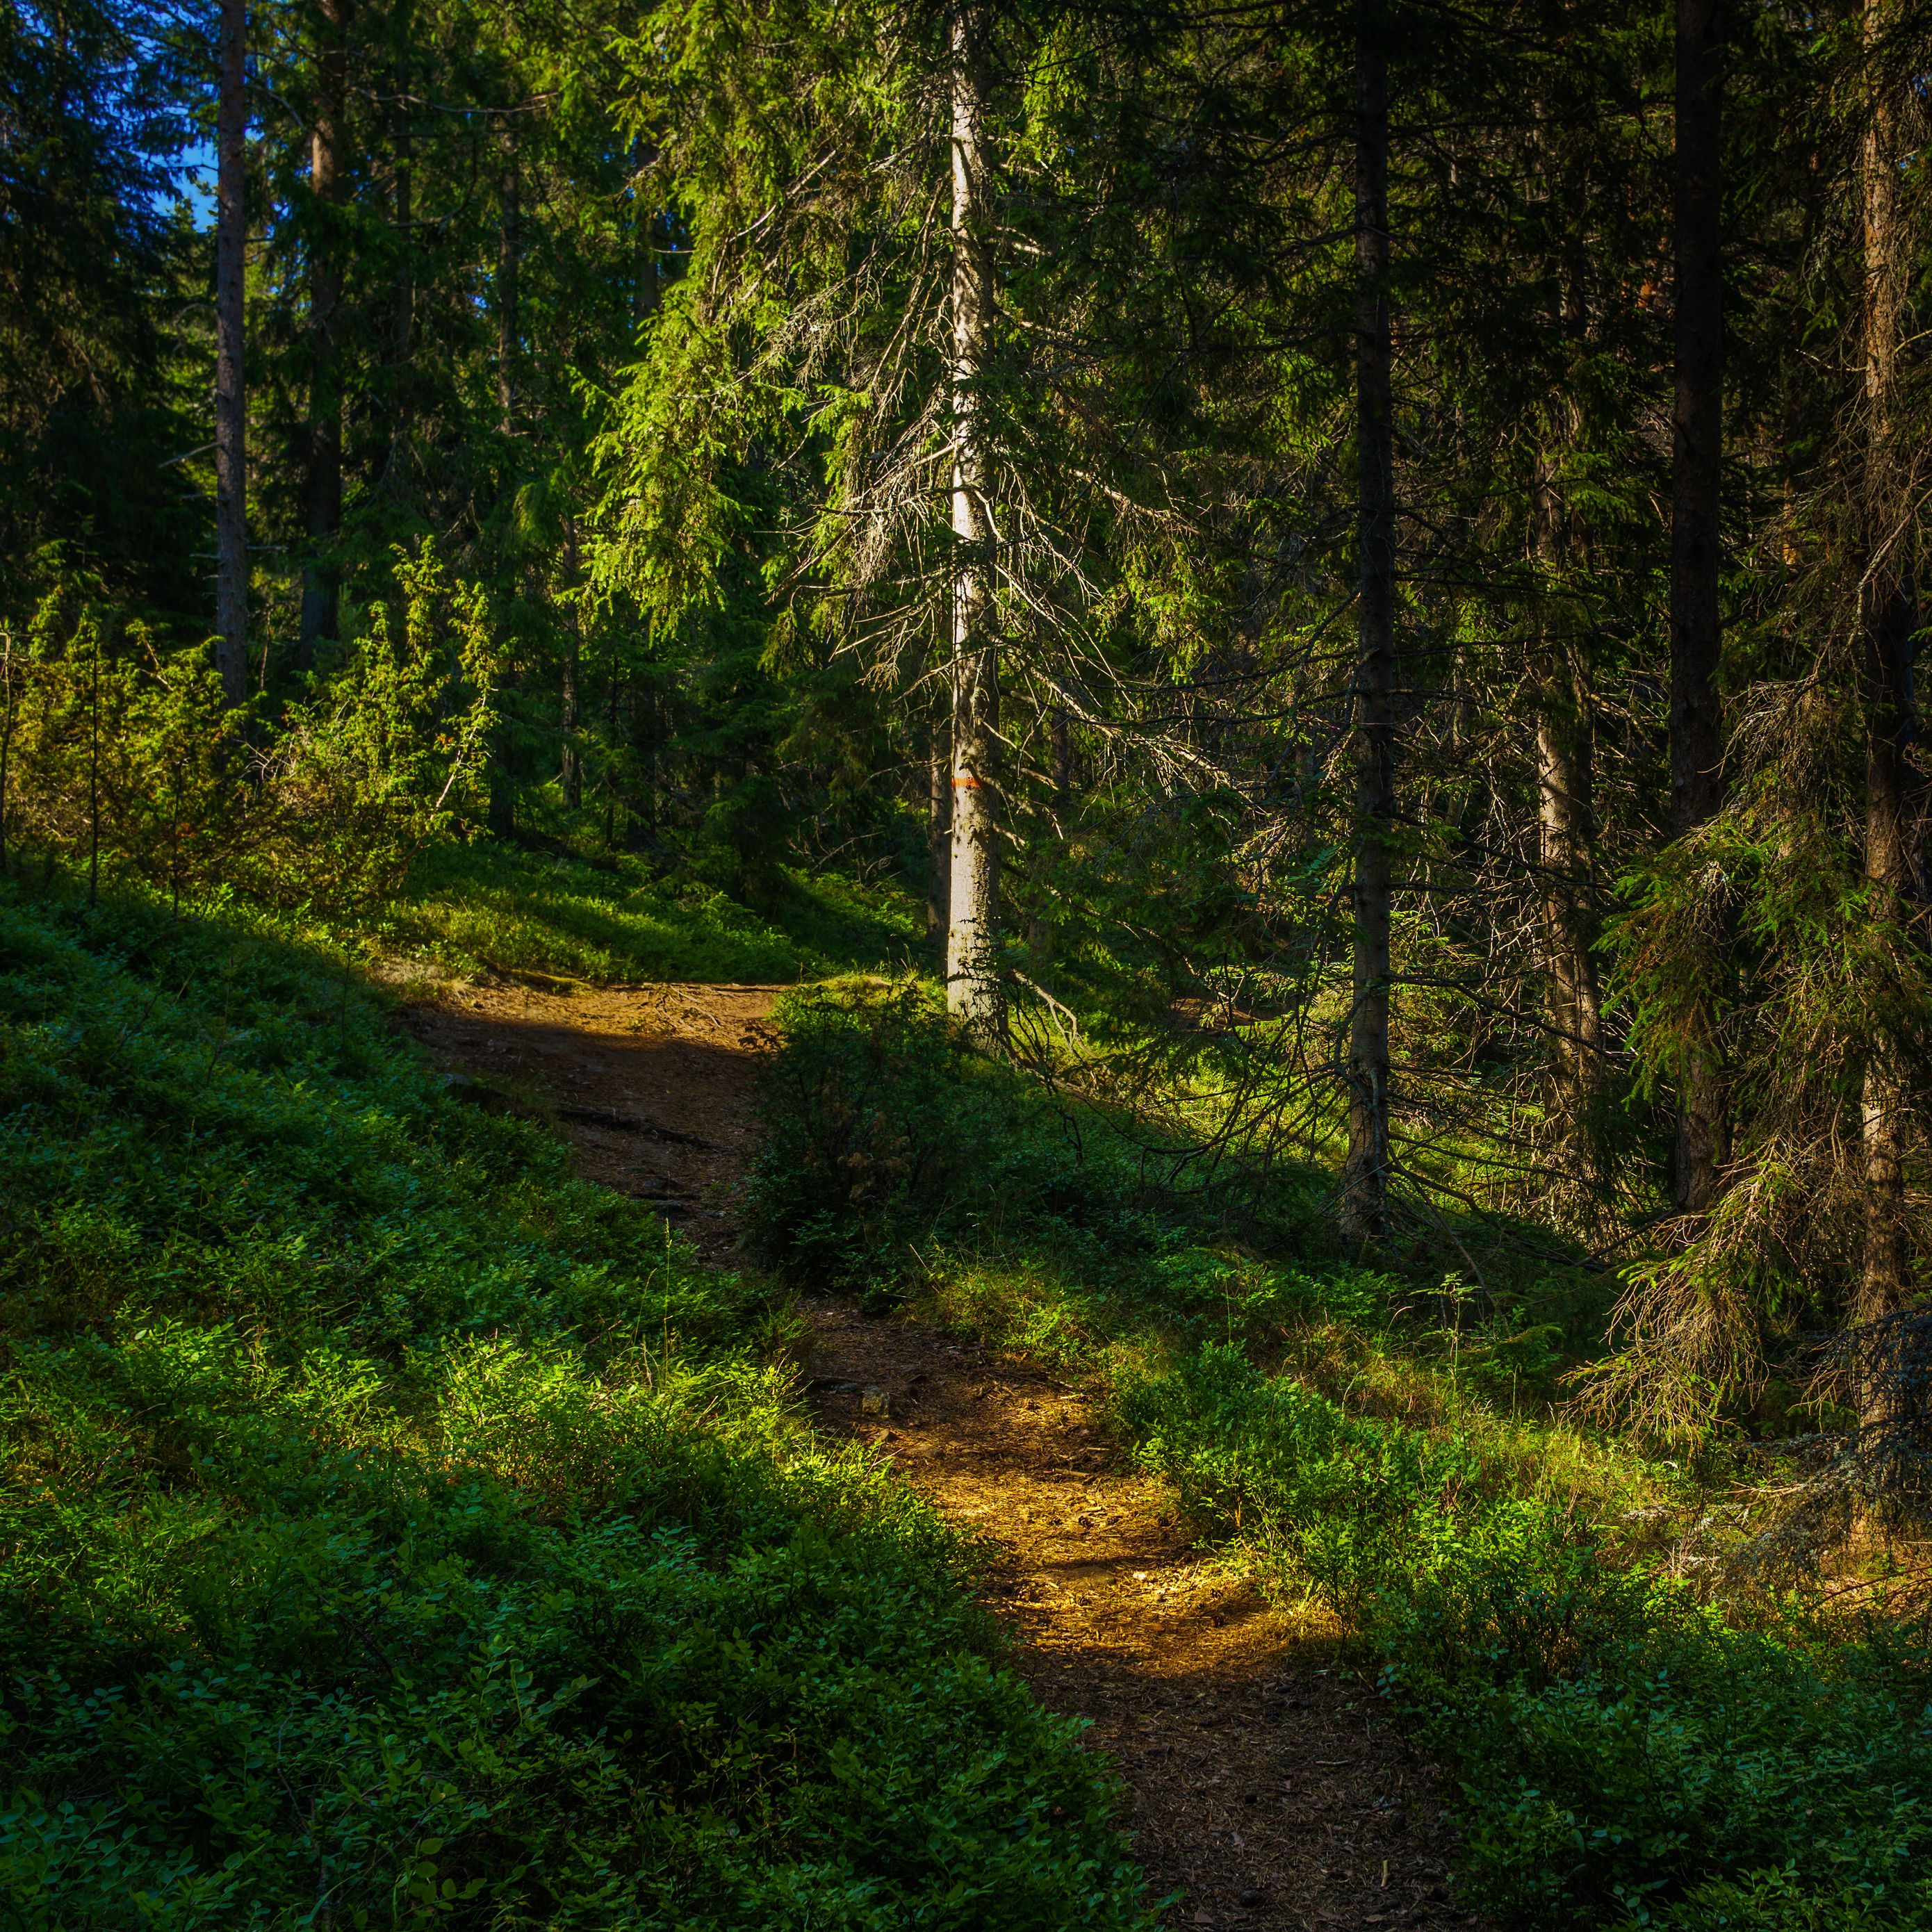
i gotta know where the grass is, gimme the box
[370,840,927,985]
[0,884,1152,1931]
[745,981,1932,1932]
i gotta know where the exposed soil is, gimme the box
[400,976,1482,1931]
[398,979,783,1260]
[805,1315,1477,1931]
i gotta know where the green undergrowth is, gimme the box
[747,983,1932,1932]
[373,840,925,985]
[0,888,1151,1930]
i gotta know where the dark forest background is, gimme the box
[3,0,1931,1924]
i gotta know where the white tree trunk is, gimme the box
[944,0,1004,1047]
[927,716,950,937]
[1532,455,1603,1120]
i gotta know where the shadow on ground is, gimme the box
[399,972,1484,1930]
[805,1302,1484,1932]
[400,980,780,1258]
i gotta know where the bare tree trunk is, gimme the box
[489,125,522,837]
[561,518,583,810]
[498,132,520,432]
[1669,0,1726,1213]
[605,666,621,846]
[213,0,248,706]
[1857,0,1918,1336]
[636,679,660,842]
[927,717,951,938]
[489,664,516,838]
[384,8,413,502]
[1537,702,1603,1090]
[944,0,1004,1048]
[1342,16,1395,1246]
[297,0,350,671]
[1534,455,1603,1114]
[559,653,582,808]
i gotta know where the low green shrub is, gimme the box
[1113,1345,1932,1929]
[747,982,1008,1294]
[0,888,1152,1930]
[379,842,924,987]
[745,982,1256,1313]
[3,546,495,916]
[751,988,1932,1931]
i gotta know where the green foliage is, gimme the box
[1,547,496,913]
[751,990,1932,1931]
[1600,792,1932,1443]
[0,887,1152,1930]
[1111,1343,1932,1924]
[748,982,1008,1293]
[746,982,1247,1313]
[383,842,923,986]
[1654,1869,1932,1932]
[0,6,202,630]
[10,0,1932,1922]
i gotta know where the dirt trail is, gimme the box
[401,979,1480,1931]
[400,979,784,1260]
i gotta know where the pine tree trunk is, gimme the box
[560,650,582,808]
[1533,457,1603,1115]
[489,664,516,839]
[561,518,583,811]
[1537,704,1603,1091]
[636,680,660,842]
[605,668,621,846]
[213,0,248,706]
[385,13,413,500]
[944,0,1004,1048]
[490,122,522,837]
[297,0,350,671]
[1669,0,1726,1213]
[927,719,951,939]
[1342,17,1395,1246]
[1856,0,1917,1336]
[498,134,520,432]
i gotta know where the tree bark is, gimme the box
[297,0,350,671]
[489,664,516,838]
[384,9,413,502]
[213,0,248,706]
[1856,0,1918,1334]
[1537,698,1603,1094]
[605,666,621,846]
[1342,16,1395,1246]
[1669,0,1726,1213]
[489,122,522,835]
[635,678,660,842]
[927,717,951,938]
[561,517,583,810]
[1533,456,1603,1113]
[498,131,520,432]
[944,0,1004,1048]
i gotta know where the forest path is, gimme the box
[400,977,1480,1932]
[399,976,785,1262]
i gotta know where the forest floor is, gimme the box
[399,978,1484,1932]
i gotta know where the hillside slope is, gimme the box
[0,888,1149,1930]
